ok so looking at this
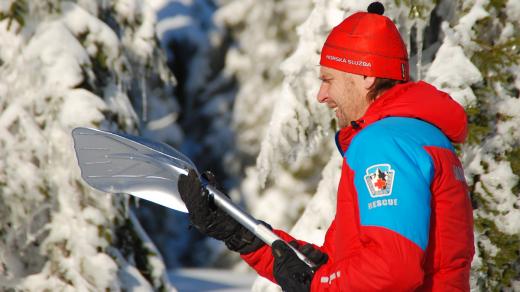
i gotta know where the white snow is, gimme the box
[156,15,193,35]
[169,268,256,292]
[506,0,520,21]
[60,89,107,127]
[61,2,120,60]
[24,21,90,89]
[0,0,177,290]
[425,41,482,106]
[454,0,489,48]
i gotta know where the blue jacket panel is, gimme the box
[345,117,454,250]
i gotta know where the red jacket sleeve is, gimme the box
[240,222,336,285]
[240,229,301,283]
[240,217,425,291]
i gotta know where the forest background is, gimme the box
[0,0,519,291]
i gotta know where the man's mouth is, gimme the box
[327,101,337,109]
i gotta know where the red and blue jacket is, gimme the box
[241,81,475,291]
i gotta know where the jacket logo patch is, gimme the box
[364,164,395,198]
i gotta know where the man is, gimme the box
[178,2,474,291]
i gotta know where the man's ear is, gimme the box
[363,76,376,90]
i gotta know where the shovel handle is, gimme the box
[205,184,317,269]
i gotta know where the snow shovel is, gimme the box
[72,127,316,268]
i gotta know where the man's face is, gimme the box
[317,66,373,128]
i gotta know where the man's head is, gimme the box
[317,2,408,128]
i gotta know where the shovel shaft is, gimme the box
[206,185,317,269]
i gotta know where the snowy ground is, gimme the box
[169,269,257,292]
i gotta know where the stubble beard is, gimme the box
[336,109,350,128]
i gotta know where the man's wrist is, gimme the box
[225,225,266,254]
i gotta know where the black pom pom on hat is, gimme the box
[367,2,385,15]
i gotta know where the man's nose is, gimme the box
[317,84,328,103]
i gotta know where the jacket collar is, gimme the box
[335,81,468,155]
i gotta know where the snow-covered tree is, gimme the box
[0,0,179,290]
[152,0,234,178]
[217,0,519,291]
[141,0,238,268]
[444,1,520,290]
[217,0,313,163]
[216,0,318,238]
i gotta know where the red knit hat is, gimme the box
[320,2,409,81]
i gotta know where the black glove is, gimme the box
[177,169,266,254]
[272,240,328,292]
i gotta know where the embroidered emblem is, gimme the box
[364,164,395,198]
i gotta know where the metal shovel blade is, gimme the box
[72,127,192,213]
[72,127,317,269]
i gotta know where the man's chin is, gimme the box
[337,119,349,128]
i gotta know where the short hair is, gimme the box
[367,78,407,101]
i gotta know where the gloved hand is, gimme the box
[272,240,328,292]
[177,169,265,254]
